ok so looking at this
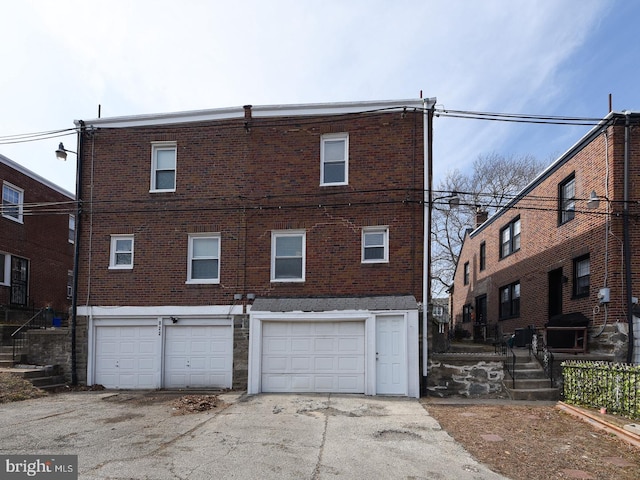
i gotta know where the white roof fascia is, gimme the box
[75,98,433,129]
[0,153,74,199]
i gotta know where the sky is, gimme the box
[1,0,639,194]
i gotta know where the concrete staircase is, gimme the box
[0,345,15,368]
[504,348,560,401]
[4,365,67,391]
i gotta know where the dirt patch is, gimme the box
[170,394,227,415]
[424,402,639,480]
[0,372,47,403]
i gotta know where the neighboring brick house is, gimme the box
[0,154,75,316]
[452,112,640,363]
[74,99,436,396]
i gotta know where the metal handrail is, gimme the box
[502,344,516,389]
[10,307,46,361]
[531,332,554,388]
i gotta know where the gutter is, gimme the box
[623,112,635,364]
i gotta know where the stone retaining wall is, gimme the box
[428,353,505,397]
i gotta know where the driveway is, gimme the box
[0,392,507,479]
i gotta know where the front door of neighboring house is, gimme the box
[474,295,488,340]
[10,256,28,306]
[548,268,563,318]
[376,315,407,395]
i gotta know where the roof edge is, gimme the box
[0,153,74,199]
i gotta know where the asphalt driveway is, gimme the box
[0,392,507,479]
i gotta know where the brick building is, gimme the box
[452,112,640,363]
[74,99,436,396]
[1,154,74,316]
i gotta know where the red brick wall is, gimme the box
[452,120,640,338]
[76,110,425,306]
[0,161,74,312]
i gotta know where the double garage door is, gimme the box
[94,324,232,389]
[261,321,365,393]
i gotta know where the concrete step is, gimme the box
[29,375,67,388]
[0,360,14,368]
[510,368,549,380]
[506,386,560,401]
[512,378,555,390]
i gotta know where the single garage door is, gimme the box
[95,326,159,389]
[164,325,233,389]
[261,321,365,393]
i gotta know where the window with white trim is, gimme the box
[362,227,388,263]
[68,214,75,244]
[67,270,73,299]
[559,173,576,225]
[271,230,305,282]
[0,253,9,286]
[500,217,521,259]
[573,254,590,298]
[150,143,177,192]
[2,182,24,223]
[109,235,134,269]
[320,133,348,185]
[187,234,221,283]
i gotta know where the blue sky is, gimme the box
[0,0,638,193]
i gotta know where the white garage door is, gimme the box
[261,321,365,393]
[95,326,159,389]
[164,325,233,389]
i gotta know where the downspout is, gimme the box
[623,112,634,363]
[423,99,435,379]
[70,120,85,385]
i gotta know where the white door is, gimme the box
[376,315,407,395]
[261,321,365,393]
[95,326,159,389]
[164,325,233,389]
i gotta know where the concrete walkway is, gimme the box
[0,392,509,479]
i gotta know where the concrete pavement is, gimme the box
[0,392,508,479]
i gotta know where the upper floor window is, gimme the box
[463,262,470,285]
[432,305,444,317]
[187,234,221,284]
[67,270,73,300]
[320,133,348,186]
[559,173,576,225]
[479,242,486,271]
[68,215,76,244]
[109,235,134,269]
[271,230,305,282]
[499,281,520,319]
[573,254,590,298]
[2,182,24,223]
[500,217,521,259]
[362,227,388,263]
[151,143,177,192]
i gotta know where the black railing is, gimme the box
[563,361,640,420]
[503,345,516,389]
[11,307,50,361]
[531,332,554,388]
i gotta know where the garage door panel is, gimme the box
[261,321,365,393]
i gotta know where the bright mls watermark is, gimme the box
[1,455,77,479]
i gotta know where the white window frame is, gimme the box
[0,253,9,286]
[2,181,24,223]
[150,142,177,192]
[69,214,76,244]
[320,133,349,186]
[271,230,306,282]
[67,270,73,299]
[109,234,134,270]
[186,233,221,284]
[362,227,389,263]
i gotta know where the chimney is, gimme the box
[243,105,252,119]
[475,209,488,227]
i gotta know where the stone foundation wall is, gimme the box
[428,354,505,397]
[587,323,628,363]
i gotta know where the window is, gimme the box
[573,254,590,298]
[499,281,521,319]
[151,143,177,192]
[362,227,388,263]
[0,253,9,286]
[2,182,24,223]
[271,231,305,282]
[500,217,521,259]
[432,305,444,317]
[187,234,221,283]
[320,133,348,185]
[462,304,472,323]
[109,235,134,269]
[463,262,470,285]
[68,215,76,244]
[67,270,73,299]
[479,242,486,271]
[559,174,576,225]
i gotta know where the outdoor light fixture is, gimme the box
[586,190,601,210]
[55,142,77,161]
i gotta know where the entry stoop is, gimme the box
[504,353,560,401]
[6,365,67,391]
